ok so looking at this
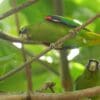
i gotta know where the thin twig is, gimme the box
[24,49,59,76]
[21,44,33,93]
[0,13,99,44]
[0,0,39,44]
[38,60,59,76]
[37,82,56,93]
[0,0,38,20]
[0,31,42,44]
[59,50,73,91]
[11,0,33,93]
[53,0,73,91]
[55,13,100,47]
[0,13,99,81]
[0,47,52,81]
[11,0,20,33]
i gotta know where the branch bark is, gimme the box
[0,47,52,81]
[0,0,38,20]
[11,0,33,93]
[0,13,100,97]
[55,13,100,47]
[0,86,100,100]
[24,49,59,76]
[53,0,73,91]
[0,13,99,82]
[0,31,41,44]
[21,45,33,93]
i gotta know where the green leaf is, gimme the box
[74,46,100,65]
[0,39,26,92]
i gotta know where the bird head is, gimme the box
[45,15,63,23]
[19,27,28,34]
[45,15,81,28]
[87,59,99,72]
[19,26,31,39]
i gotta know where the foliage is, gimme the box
[0,0,100,93]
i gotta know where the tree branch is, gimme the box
[23,48,60,78]
[53,0,73,91]
[11,0,21,33]
[21,44,33,93]
[0,31,41,44]
[0,47,52,81]
[0,86,100,100]
[24,49,59,76]
[0,13,99,81]
[11,0,33,93]
[38,60,60,76]
[54,13,100,47]
[0,0,38,20]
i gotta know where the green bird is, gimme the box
[19,15,100,48]
[75,59,100,100]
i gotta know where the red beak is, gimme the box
[45,16,52,20]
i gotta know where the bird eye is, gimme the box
[51,16,61,22]
[45,16,61,23]
[19,27,28,34]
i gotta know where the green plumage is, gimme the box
[19,15,100,48]
[75,60,100,100]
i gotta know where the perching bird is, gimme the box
[75,59,100,100]
[19,15,100,48]
[45,15,90,31]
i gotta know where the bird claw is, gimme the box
[50,43,56,49]
[50,43,64,50]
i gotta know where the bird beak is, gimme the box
[45,16,52,20]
